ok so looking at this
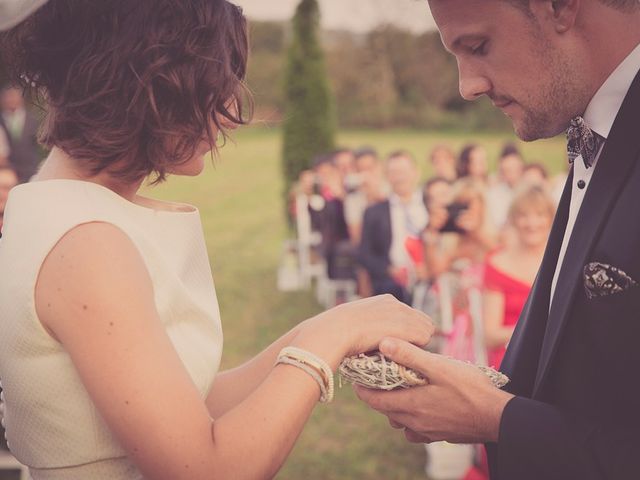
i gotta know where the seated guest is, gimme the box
[421,177,454,281]
[457,143,489,187]
[522,162,550,189]
[313,153,344,201]
[296,169,316,197]
[0,165,18,234]
[359,151,428,304]
[416,177,456,315]
[495,143,525,186]
[331,148,357,193]
[427,144,457,182]
[288,170,327,272]
[344,148,389,296]
[288,169,315,225]
[312,154,351,280]
[353,147,379,177]
[423,176,453,212]
[483,187,555,368]
[0,86,42,183]
[355,148,388,201]
[305,154,344,235]
[422,179,496,281]
[353,147,387,195]
[344,147,387,244]
[486,143,525,230]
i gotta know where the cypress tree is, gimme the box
[282,0,336,197]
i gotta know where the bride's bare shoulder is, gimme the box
[34,221,153,341]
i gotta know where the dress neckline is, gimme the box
[17,178,198,216]
[485,255,533,290]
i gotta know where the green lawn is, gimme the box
[0,127,565,480]
[145,127,566,480]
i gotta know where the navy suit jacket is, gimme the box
[487,68,640,479]
[359,200,392,284]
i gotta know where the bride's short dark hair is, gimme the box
[0,0,252,183]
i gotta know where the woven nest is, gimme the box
[339,352,510,391]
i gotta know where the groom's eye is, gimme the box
[470,41,488,56]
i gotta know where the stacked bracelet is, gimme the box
[276,347,335,403]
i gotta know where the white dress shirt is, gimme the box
[486,182,516,229]
[550,41,640,308]
[389,191,428,270]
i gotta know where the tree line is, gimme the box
[248,20,512,131]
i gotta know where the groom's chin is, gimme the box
[512,119,566,143]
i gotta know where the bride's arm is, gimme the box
[36,222,433,480]
[205,327,303,418]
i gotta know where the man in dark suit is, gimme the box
[359,151,427,304]
[0,86,41,183]
[359,201,402,298]
[355,2,640,479]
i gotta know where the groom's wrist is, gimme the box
[482,389,515,442]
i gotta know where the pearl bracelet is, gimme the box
[276,347,335,403]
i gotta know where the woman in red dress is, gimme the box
[463,186,555,480]
[483,187,555,368]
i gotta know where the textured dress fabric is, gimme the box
[0,179,224,479]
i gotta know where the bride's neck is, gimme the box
[35,147,144,202]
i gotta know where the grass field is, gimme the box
[144,127,567,480]
[0,127,566,480]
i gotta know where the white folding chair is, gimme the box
[295,194,324,287]
[276,240,305,292]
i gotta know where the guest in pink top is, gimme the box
[482,187,555,368]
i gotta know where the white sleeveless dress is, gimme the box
[0,179,224,479]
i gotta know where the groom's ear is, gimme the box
[530,0,581,33]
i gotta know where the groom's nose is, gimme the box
[458,61,492,101]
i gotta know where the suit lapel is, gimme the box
[382,200,392,254]
[533,68,640,396]
[500,169,572,396]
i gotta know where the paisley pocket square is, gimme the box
[583,262,638,300]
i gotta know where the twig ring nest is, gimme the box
[339,352,510,390]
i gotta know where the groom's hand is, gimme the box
[354,338,514,444]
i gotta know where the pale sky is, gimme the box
[233,0,436,33]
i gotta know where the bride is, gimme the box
[0,1,433,479]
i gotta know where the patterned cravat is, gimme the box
[567,116,605,169]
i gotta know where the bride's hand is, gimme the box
[294,295,435,368]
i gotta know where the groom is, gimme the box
[356,1,640,479]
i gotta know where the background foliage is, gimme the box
[249,22,511,132]
[282,0,336,194]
